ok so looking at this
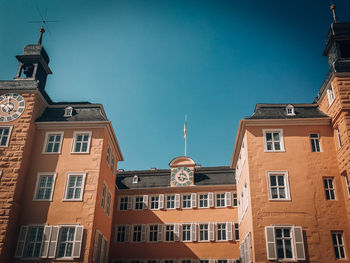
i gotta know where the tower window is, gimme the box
[133,175,138,184]
[64,106,73,117]
[327,85,335,106]
[286,104,295,116]
[21,63,34,78]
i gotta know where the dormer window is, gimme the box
[286,104,295,116]
[64,106,73,117]
[133,175,138,184]
[327,84,335,106]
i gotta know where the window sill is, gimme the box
[62,199,83,202]
[70,152,90,154]
[264,150,286,153]
[32,199,53,202]
[268,199,291,201]
[41,151,62,155]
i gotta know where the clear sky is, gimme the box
[0,0,349,170]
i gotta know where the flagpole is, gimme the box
[184,115,187,156]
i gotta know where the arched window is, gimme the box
[286,104,295,116]
[64,106,73,117]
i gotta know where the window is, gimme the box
[310,134,321,152]
[234,223,239,241]
[151,196,159,210]
[217,260,227,263]
[71,131,91,153]
[111,156,115,174]
[34,173,56,201]
[233,192,238,207]
[263,129,284,152]
[199,194,208,208]
[116,225,129,243]
[345,175,350,198]
[165,225,175,242]
[119,196,131,211]
[166,195,175,209]
[328,85,335,105]
[182,194,191,209]
[0,126,12,147]
[106,191,111,216]
[57,227,75,258]
[216,193,225,207]
[101,184,107,209]
[324,178,336,200]
[133,225,142,242]
[134,196,144,210]
[265,226,305,261]
[24,226,44,258]
[149,225,160,242]
[43,132,63,153]
[181,260,191,263]
[133,175,138,184]
[267,172,290,200]
[199,260,209,263]
[64,106,73,117]
[164,260,176,263]
[286,104,295,116]
[106,145,111,165]
[182,224,191,242]
[217,223,226,241]
[336,128,342,148]
[93,230,108,263]
[199,224,209,241]
[63,173,86,201]
[332,231,346,259]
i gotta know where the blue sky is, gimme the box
[0,0,349,170]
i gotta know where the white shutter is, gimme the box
[125,225,130,242]
[208,192,214,207]
[41,226,52,258]
[141,225,146,242]
[247,232,252,263]
[72,226,84,258]
[127,196,132,210]
[226,222,233,241]
[159,194,164,209]
[228,260,233,263]
[225,192,231,207]
[209,259,215,263]
[191,193,197,208]
[191,223,197,242]
[174,224,180,241]
[265,226,277,260]
[175,194,180,208]
[209,223,215,241]
[15,225,28,258]
[293,226,305,260]
[143,195,148,209]
[158,224,163,242]
[48,226,59,258]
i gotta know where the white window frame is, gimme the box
[63,172,87,201]
[148,224,160,243]
[42,131,64,154]
[182,194,192,209]
[33,172,57,201]
[328,84,335,106]
[216,223,227,241]
[286,104,295,116]
[106,145,111,165]
[56,225,77,259]
[22,225,45,259]
[164,224,175,242]
[134,196,144,210]
[111,155,116,174]
[115,225,128,243]
[71,131,92,154]
[344,175,350,198]
[132,225,143,243]
[198,193,209,208]
[198,223,209,242]
[150,195,160,210]
[181,224,192,242]
[0,126,13,147]
[332,231,346,259]
[106,190,112,216]
[232,192,238,207]
[215,192,226,208]
[64,106,73,117]
[336,128,342,148]
[234,223,239,241]
[119,196,132,211]
[101,183,107,209]
[166,195,175,210]
[323,177,336,200]
[266,171,291,201]
[263,129,285,152]
[310,133,321,152]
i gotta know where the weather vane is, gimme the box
[28,7,59,44]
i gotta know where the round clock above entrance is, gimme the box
[169,156,196,187]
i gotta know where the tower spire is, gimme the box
[37,27,45,45]
[330,3,339,23]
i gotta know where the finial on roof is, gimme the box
[330,3,339,23]
[37,27,45,45]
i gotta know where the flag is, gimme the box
[184,117,187,139]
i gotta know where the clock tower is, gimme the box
[169,156,196,187]
[0,29,51,262]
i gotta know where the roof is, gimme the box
[36,105,107,122]
[246,104,329,120]
[116,166,235,190]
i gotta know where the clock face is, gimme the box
[171,167,193,187]
[0,93,25,122]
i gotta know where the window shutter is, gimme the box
[226,222,233,241]
[15,225,28,258]
[175,194,180,208]
[72,225,84,258]
[158,224,163,242]
[143,195,148,209]
[191,193,197,208]
[127,196,132,210]
[265,226,277,260]
[228,260,233,263]
[141,225,146,242]
[174,224,180,241]
[159,194,164,209]
[209,223,215,241]
[40,225,52,258]
[225,192,231,207]
[48,226,59,258]
[208,192,214,207]
[239,244,244,263]
[247,232,252,263]
[293,226,305,260]
[93,231,100,262]
[125,225,130,242]
[209,259,215,263]
[191,223,197,242]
